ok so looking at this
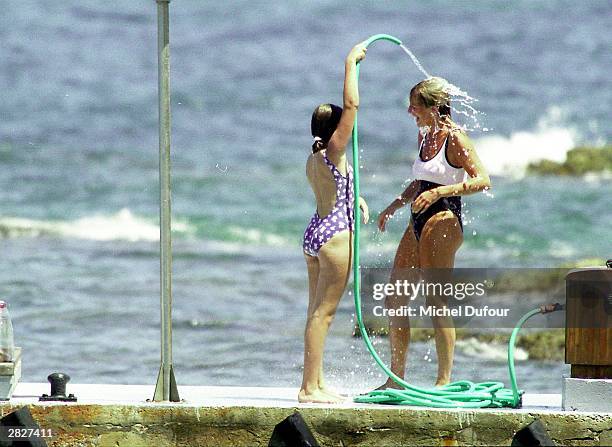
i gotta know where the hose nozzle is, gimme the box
[539,303,564,314]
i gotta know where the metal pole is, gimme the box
[153,0,179,402]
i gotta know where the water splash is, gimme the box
[431,77,487,133]
[398,44,487,133]
[418,125,431,138]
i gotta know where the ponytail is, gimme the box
[311,103,343,153]
[312,136,325,153]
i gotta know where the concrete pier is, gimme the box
[0,383,610,446]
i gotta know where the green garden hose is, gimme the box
[350,34,556,408]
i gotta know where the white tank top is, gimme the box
[412,134,466,185]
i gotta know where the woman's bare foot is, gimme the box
[318,374,347,399]
[298,388,345,404]
[320,385,347,399]
[373,379,405,391]
[374,379,404,391]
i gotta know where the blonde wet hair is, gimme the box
[410,76,451,118]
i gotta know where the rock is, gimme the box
[527,146,612,175]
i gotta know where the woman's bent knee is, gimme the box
[308,309,336,326]
[393,225,419,269]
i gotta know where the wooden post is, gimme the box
[565,267,612,379]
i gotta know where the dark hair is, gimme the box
[410,77,452,118]
[311,103,343,153]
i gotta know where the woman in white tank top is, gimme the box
[375,77,491,390]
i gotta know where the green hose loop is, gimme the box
[350,34,542,408]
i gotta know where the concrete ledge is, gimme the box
[0,383,609,446]
[563,378,612,412]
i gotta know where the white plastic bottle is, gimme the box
[0,301,14,362]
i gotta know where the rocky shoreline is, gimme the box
[527,145,612,175]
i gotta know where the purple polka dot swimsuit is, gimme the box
[303,154,354,257]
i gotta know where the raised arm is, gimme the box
[327,43,367,153]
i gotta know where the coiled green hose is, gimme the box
[351,34,545,408]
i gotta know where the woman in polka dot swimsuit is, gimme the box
[302,154,355,257]
[299,43,369,404]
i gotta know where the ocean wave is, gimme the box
[226,226,292,246]
[583,171,612,183]
[0,210,300,251]
[0,209,192,242]
[474,106,577,177]
[475,129,576,178]
[456,337,528,362]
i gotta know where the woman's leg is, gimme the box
[419,211,463,386]
[304,253,320,319]
[303,253,324,387]
[303,252,343,398]
[299,230,352,403]
[378,223,420,389]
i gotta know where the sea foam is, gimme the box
[456,337,528,362]
[0,208,191,242]
[474,107,577,177]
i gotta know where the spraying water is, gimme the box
[399,43,487,133]
[399,43,430,78]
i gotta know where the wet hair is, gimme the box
[410,77,451,118]
[310,103,343,153]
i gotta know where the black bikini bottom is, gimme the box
[411,180,463,241]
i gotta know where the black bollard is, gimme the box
[511,419,555,446]
[0,406,48,447]
[39,372,77,402]
[268,411,320,447]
